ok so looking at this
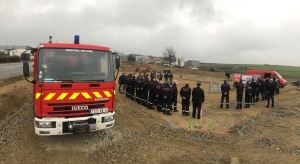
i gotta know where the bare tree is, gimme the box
[162,47,176,65]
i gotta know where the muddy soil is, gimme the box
[0,64,300,164]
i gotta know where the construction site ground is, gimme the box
[0,63,300,164]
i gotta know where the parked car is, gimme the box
[191,67,198,70]
[292,80,300,86]
[209,68,218,72]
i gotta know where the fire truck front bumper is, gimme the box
[34,112,115,136]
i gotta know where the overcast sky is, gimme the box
[1,0,300,66]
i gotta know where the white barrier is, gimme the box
[209,83,222,93]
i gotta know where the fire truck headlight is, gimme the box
[103,116,114,123]
[36,121,53,128]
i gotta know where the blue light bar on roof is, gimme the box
[74,35,80,44]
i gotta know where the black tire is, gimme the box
[292,83,295,86]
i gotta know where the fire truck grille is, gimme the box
[53,104,104,111]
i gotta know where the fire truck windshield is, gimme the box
[38,48,114,82]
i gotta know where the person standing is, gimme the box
[260,78,266,101]
[135,75,143,104]
[169,72,173,85]
[142,74,149,107]
[192,81,205,119]
[265,78,271,100]
[256,78,261,102]
[164,72,169,82]
[244,82,252,108]
[118,73,125,94]
[220,80,230,109]
[155,81,164,112]
[170,80,179,112]
[236,80,244,109]
[250,79,257,104]
[162,81,173,115]
[180,82,191,116]
[147,77,156,110]
[157,72,163,81]
[266,79,276,108]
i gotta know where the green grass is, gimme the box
[199,63,300,78]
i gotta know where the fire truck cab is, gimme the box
[21,36,120,135]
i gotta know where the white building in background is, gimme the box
[179,57,185,66]
[9,49,34,59]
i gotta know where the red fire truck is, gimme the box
[21,36,120,136]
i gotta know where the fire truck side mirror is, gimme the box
[23,62,30,77]
[112,52,120,69]
[116,57,120,69]
[21,53,30,60]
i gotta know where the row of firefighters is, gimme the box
[231,77,278,109]
[118,73,279,117]
[118,73,205,119]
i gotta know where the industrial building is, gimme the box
[186,60,200,67]
[178,57,185,66]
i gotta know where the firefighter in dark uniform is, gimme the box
[192,81,205,119]
[220,80,230,109]
[155,81,164,112]
[147,77,157,109]
[256,78,261,102]
[127,74,134,99]
[170,80,179,112]
[140,75,145,104]
[236,80,244,109]
[260,78,266,101]
[126,74,132,99]
[129,74,136,100]
[153,79,159,106]
[266,79,276,108]
[142,74,150,107]
[244,82,252,108]
[162,81,173,115]
[135,75,143,104]
[250,79,257,104]
[180,82,191,116]
[125,74,131,98]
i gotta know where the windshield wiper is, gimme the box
[54,79,75,82]
[75,79,105,82]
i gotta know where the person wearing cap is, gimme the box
[220,80,230,109]
[192,81,205,119]
[236,79,244,109]
[170,79,179,112]
[180,82,192,116]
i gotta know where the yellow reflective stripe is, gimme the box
[57,93,68,100]
[36,93,43,99]
[69,92,80,100]
[44,93,56,100]
[93,92,102,98]
[113,90,116,95]
[104,91,112,97]
[81,92,92,99]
